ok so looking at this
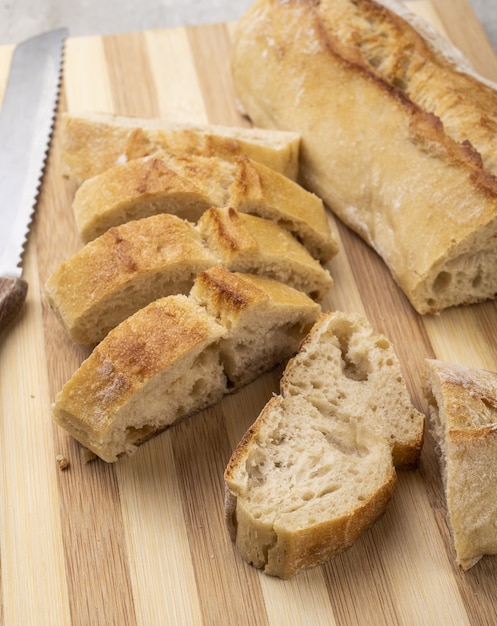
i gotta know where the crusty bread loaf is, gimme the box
[190,266,321,389]
[424,358,497,570]
[45,210,330,345]
[224,394,396,578]
[60,111,301,182]
[280,311,425,469]
[231,0,497,314]
[72,151,337,262]
[197,207,333,300]
[52,268,321,461]
[224,310,423,577]
[44,214,217,345]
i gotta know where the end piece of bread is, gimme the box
[45,214,217,345]
[190,265,321,389]
[231,0,497,313]
[280,311,425,469]
[224,394,396,578]
[197,207,333,300]
[52,269,320,461]
[60,111,301,182]
[424,358,497,570]
[52,295,228,463]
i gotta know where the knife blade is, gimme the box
[0,27,68,331]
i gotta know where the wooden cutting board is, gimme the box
[1,1,497,624]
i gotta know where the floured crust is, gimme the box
[424,359,497,569]
[231,0,497,313]
[60,111,301,182]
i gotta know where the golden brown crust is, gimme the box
[60,111,301,182]
[197,207,333,299]
[45,214,216,345]
[231,0,497,313]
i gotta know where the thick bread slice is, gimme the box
[280,311,424,469]
[44,214,217,345]
[52,269,320,461]
[224,394,396,578]
[45,210,329,345]
[231,0,497,313]
[72,151,336,262]
[52,295,228,463]
[73,152,232,242]
[230,156,337,262]
[60,111,301,182]
[190,265,321,389]
[424,358,497,570]
[197,207,333,300]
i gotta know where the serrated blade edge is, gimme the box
[0,27,68,278]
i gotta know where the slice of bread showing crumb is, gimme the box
[45,214,217,346]
[197,207,333,300]
[281,312,425,470]
[424,358,497,570]
[52,295,228,463]
[190,265,321,389]
[224,394,396,579]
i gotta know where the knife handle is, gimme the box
[0,277,28,331]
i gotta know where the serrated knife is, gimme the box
[0,27,67,332]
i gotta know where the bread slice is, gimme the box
[45,209,329,345]
[72,152,232,242]
[197,207,333,300]
[44,213,217,345]
[231,0,497,313]
[71,151,337,263]
[424,358,497,570]
[190,265,321,389]
[52,295,228,463]
[52,269,321,461]
[60,111,301,183]
[280,311,425,470]
[224,394,396,578]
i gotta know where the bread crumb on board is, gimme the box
[55,454,69,471]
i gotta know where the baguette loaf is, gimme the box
[45,210,330,345]
[72,151,336,262]
[224,394,396,579]
[280,311,425,469]
[60,111,301,182]
[52,267,321,461]
[424,358,497,570]
[231,0,497,314]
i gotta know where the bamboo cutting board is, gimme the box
[1,1,497,624]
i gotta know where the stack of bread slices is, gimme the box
[48,112,337,459]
